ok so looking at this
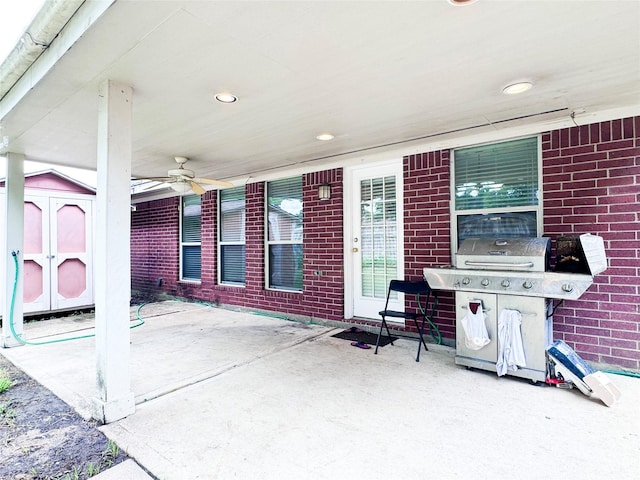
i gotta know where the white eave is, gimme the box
[0,0,114,117]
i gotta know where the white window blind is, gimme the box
[454,136,539,211]
[266,177,303,291]
[452,137,541,247]
[219,186,246,285]
[181,195,201,281]
[360,175,397,299]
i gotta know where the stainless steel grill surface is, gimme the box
[456,237,550,271]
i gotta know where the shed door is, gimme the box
[23,196,93,313]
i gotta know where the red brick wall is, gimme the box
[404,150,456,339]
[402,116,639,369]
[302,170,344,320]
[131,169,344,321]
[131,197,180,297]
[542,117,640,369]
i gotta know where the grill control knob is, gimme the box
[523,280,533,289]
[501,279,511,288]
[462,277,471,285]
[562,283,574,293]
[481,278,490,287]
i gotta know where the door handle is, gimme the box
[352,248,359,252]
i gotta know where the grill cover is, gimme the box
[455,237,550,272]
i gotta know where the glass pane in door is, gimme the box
[360,175,397,298]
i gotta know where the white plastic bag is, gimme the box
[460,302,490,350]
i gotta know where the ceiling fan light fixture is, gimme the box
[170,181,192,194]
[502,81,533,95]
[215,92,238,103]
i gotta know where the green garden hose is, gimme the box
[8,250,143,346]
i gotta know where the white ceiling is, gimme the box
[1,0,639,183]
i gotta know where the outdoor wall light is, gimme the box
[318,183,331,200]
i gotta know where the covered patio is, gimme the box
[2,0,640,427]
[2,302,638,479]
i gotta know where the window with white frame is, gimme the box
[180,195,201,281]
[266,177,303,291]
[452,136,541,249]
[219,186,246,285]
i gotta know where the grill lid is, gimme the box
[455,237,550,272]
[555,233,607,276]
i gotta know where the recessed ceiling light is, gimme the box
[316,133,334,141]
[502,81,533,95]
[448,0,478,5]
[215,92,238,103]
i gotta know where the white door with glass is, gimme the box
[347,161,404,319]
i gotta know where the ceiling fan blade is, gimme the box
[194,177,234,188]
[130,178,170,191]
[190,180,206,195]
[141,181,166,191]
[132,176,171,182]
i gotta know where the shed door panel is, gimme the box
[22,197,51,314]
[50,198,93,310]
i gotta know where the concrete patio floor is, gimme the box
[2,301,639,480]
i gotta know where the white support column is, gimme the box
[2,153,25,348]
[92,80,135,423]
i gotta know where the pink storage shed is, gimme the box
[1,170,95,314]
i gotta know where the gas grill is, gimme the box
[423,234,607,382]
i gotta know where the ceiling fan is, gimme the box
[138,156,233,195]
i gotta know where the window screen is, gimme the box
[181,195,201,281]
[266,177,303,291]
[219,186,246,284]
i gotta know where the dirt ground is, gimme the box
[0,355,129,480]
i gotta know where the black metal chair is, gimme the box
[374,279,438,362]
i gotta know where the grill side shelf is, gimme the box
[423,268,594,300]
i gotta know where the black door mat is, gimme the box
[331,327,397,347]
